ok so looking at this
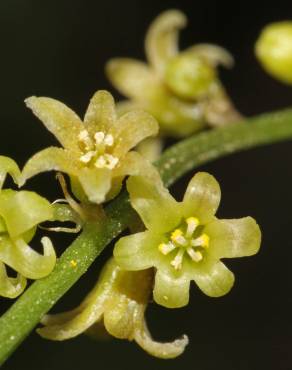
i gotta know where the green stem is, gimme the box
[1,108,292,364]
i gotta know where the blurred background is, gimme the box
[1,0,292,369]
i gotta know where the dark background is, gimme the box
[1,1,292,369]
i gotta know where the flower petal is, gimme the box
[153,269,190,308]
[0,190,53,238]
[134,320,189,359]
[38,258,118,340]
[192,261,234,297]
[186,44,234,69]
[136,137,163,163]
[106,59,160,99]
[77,167,112,204]
[112,110,158,158]
[114,231,159,271]
[21,147,81,185]
[0,262,27,298]
[127,167,181,233]
[145,9,187,74]
[25,96,83,152]
[84,90,117,134]
[0,156,21,188]
[205,217,261,259]
[182,172,221,223]
[0,236,56,279]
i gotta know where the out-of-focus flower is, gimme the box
[38,258,188,359]
[106,9,241,138]
[114,169,261,308]
[256,21,292,84]
[0,156,56,298]
[21,90,158,204]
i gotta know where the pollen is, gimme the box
[70,260,77,268]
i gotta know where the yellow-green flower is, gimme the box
[21,90,158,204]
[38,258,188,359]
[106,9,241,138]
[255,21,292,84]
[114,169,261,308]
[0,156,56,298]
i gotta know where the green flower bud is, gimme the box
[255,21,292,84]
[165,53,216,100]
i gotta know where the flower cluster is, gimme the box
[106,9,241,138]
[0,156,56,298]
[0,9,264,361]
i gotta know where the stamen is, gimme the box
[94,154,119,170]
[158,242,176,255]
[94,131,105,145]
[78,129,92,150]
[79,150,96,163]
[191,233,210,248]
[186,217,199,237]
[104,134,114,146]
[171,229,187,245]
[187,247,203,262]
[170,249,185,270]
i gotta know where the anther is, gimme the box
[78,129,92,150]
[104,134,114,146]
[171,229,187,246]
[79,150,96,163]
[186,217,199,237]
[170,249,185,270]
[94,132,105,145]
[191,233,210,248]
[158,242,176,255]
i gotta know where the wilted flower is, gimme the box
[106,9,241,138]
[21,90,158,204]
[114,169,261,308]
[0,156,56,298]
[256,21,292,84]
[38,258,188,359]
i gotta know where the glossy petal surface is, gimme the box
[0,156,21,188]
[192,261,234,297]
[127,169,181,233]
[0,190,53,237]
[182,172,221,223]
[0,236,56,279]
[205,217,261,259]
[114,231,159,271]
[153,269,190,308]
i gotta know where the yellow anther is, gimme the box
[200,233,210,248]
[191,233,210,248]
[171,229,183,241]
[70,260,77,268]
[186,217,199,225]
[158,242,175,255]
[186,217,199,236]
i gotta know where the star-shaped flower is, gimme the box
[114,169,261,308]
[0,156,56,298]
[21,90,158,204]
[38,258,188,359]
[106,9,241,138]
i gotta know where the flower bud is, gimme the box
[165,53,216,100]
[255,21,292,84]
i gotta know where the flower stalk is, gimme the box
[1,108,292,364]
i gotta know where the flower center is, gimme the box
[158,217,209,270]
[78,129,119,170]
